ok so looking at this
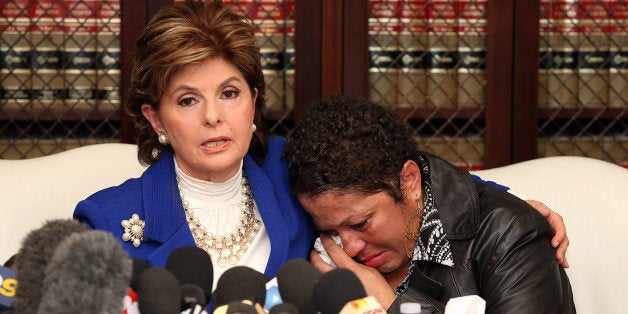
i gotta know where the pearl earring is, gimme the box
[157,131,169,145]
[252,123,257,133]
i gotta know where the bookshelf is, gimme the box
[299,0,625,169]
[2,0,625,168]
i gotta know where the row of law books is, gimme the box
[367,0,626,110]
[0,0,121,116]
[224,0,295,110]
[539,0,626,109]
[368,0,488,109]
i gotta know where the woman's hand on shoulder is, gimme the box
[526,199,570,268]
[309,234,397,309]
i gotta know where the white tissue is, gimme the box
[313,235,343,268]
[444,295,486,314]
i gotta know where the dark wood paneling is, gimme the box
[321,0,344,97]
[512,0,540,163]
[295,0,322,120]
[342,0,369,98]
[485,0,515,168]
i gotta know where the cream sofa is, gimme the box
[471,157,628,314]
[1,144,626,312]
[0,143,145,264]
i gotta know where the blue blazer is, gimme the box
[74,137,317,278]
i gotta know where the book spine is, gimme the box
[230,0,287,110]
[95,0,122,113]
[547,0,579,109]
[397,0,429,109]
[427,0,458,108]
[30,1,68,113]
[539,0,551,108]
[577,0,610,108]
[1,0,33,111]
[457,0,487,109]
[64,0,99,112]
[607,0,626,108]
[284,2,295,110]
[369,0,401,108]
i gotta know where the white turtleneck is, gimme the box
[174,159,270,291]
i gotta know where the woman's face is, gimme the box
[142,58,257,182]
[298,189,418,280]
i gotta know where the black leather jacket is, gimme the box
[388,153,576,313]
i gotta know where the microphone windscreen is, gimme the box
[269,302,300,314]
[130,258,151,291]
[12,218,88,313]
[276,258,321,314]
[213,300,265,314]
[136,267,182,314]
[180,283,207,310]
[166,245,213,300]
[313,268,367,314]
[213,266,267,308]
[37,230,133,313]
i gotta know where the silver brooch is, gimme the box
[121,214,145,248]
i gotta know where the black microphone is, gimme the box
[166,245,213,310]
[180,283,208,314]
[212,266,267,310]
[136,266,182,314]
[313,268,375,314]
[276,258,321,314]
[213,300,265,314]
[123,258,151,314]
[11,218,88,313]
[130,258,151,292]
[269,302,300,314]
[37,230,133,313]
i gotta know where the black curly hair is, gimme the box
[284,94,421,203]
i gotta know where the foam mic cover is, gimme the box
[123,258,150,314]
[37,230,133,313]
[180,283,208,311]
[12,218,88,313]
[269,302,299,314]
[166,245,213,302]
[130,258,151,291]
[136,267,182,314]
[276,258,321,314]
[313,268,367,314]
[213,266,267,309]
[212,300,265,314]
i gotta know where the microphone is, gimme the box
[0,265,17,312]
[212,266,267,310]
[313,268,386,314]
[166,245,213,310]
[136,266,182,314]
[264,277,283,311]
[130,258,151,292]
[212,300,265,314]
[37,230,133,313]
[180,283,208,314]
[11,218,88,313]
[269,302,299,314]
[276,258,321,314]
[123,258,151,314]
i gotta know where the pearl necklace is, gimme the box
[177,175,261,267]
